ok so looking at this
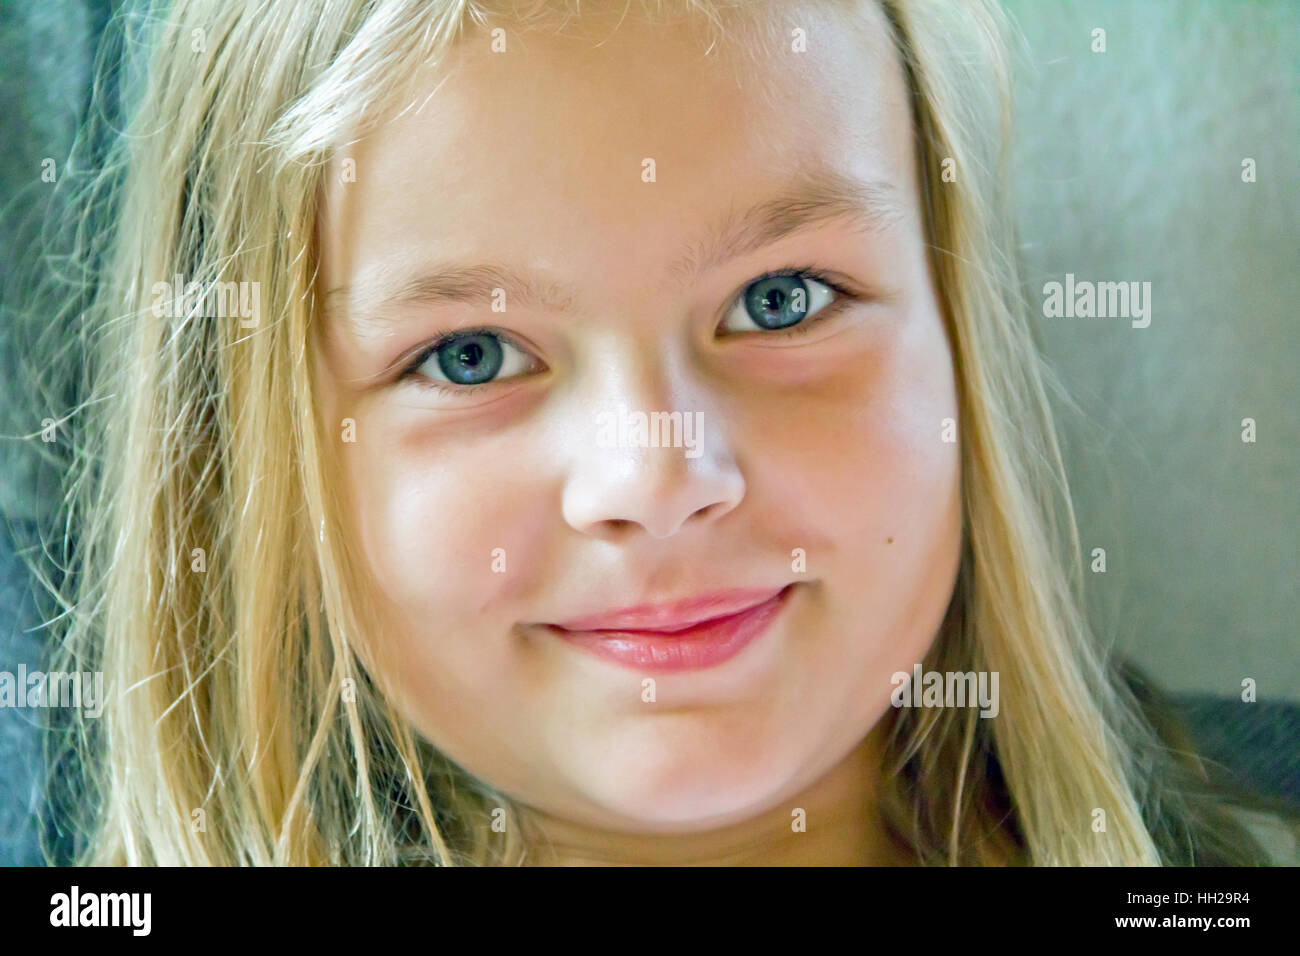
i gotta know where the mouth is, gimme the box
[539,584,797,673]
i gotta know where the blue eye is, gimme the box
[412,329,537,386]
[720,270,842,335]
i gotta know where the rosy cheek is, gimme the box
[346,421,555,625]
[782,337,958,590]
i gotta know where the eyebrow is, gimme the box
[325,167,905,329]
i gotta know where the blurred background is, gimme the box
[0,0,1295,864]
[999,0,1298,702]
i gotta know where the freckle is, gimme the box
[886,537,894,544]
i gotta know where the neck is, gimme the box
[516,725,905,866]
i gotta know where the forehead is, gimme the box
[318,0,914,306]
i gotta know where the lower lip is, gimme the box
[544,585,795,673]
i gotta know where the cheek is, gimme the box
[340,420,554,630]
[749,304,960,559]
[749,301,962,673]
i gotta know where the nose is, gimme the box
[561,401,745,541]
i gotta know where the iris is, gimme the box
[743,275,810,330]
[436,332,504,385]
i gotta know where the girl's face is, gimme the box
[314,1,962,834]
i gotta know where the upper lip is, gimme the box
[546,586,788,633]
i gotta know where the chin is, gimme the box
[563,743,800,833]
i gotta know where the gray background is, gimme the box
[1001,0,1299,701]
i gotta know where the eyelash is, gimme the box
[397,264,858,395]
[398,326,528,398]
[731,264,857,339]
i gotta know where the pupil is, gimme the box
[437,333,504,385]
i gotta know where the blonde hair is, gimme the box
[35,0,1291,865]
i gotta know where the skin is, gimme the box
[314,0,963,865]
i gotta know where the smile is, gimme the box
[540,584,797,673]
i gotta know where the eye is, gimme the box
[409,329,539,387]
[719,269,844,335]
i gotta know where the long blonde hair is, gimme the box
[37,0,1289,865]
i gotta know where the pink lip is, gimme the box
[543,585,795,672]
[551,587,789,632]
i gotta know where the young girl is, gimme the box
[35,0,1298,865]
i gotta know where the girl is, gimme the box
[34,0,1298,865]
